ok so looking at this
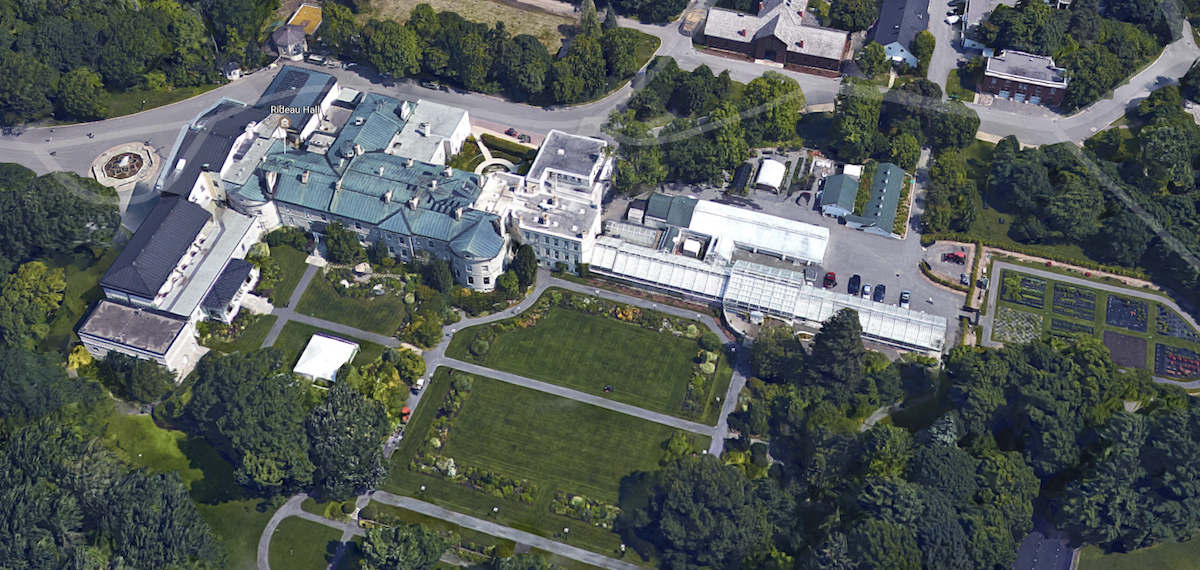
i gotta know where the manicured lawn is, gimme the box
[383,368,700,567]
[945,70,976,103]
[1079,540,1200,570]
[270,245,311,307]
[364,501,517,553]
[38,245,123,355]
[296,271,408,335]
[201,315,278,354]
[268,517,345,570]
[108,84,222,118]
[273,321,386,370]
[103,414,279,570]
[447,308,702,418]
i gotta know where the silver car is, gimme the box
[861,284,872,299]
[899,290,911,309]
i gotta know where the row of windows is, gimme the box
[989,77,1057,95]
[524,232,580,251]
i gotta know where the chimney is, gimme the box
[419,123,430,137]
[408,196,419,210]
[739,29,746,36]
[758,1,763,12]
[354,144,364,156]
[454,207,463,220]
[406,158,414,168]
[799,40,804,48]
[444,166,453,177]
[383,190,393,203]
[301,170,309,183]
[335,177,343,191]
[378,166,385,176]
[430,179,438,190]
[266,171,278,190]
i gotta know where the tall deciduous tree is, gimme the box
[514,244,538,289]
[710,102,750,172]
[830,0,878,31]
[739,71,805,146]
[58,67,109,120]
[103,352,175,404]
[0,262,66,350]
[363,523,456,570]
[307,382,390,501]
[365,20,423,78]
[0,172,119,265]
[857,42,889,78]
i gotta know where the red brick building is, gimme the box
[980,50,1069,107]
[703,0,849,74]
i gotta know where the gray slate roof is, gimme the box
[201,259,255,311]
[162,101,269,196]
[874,0,930,49]
[256,66,337,128]
[101,195,212,298]
[272,24,307,47]
[705,0,848,60]
[820,174,858,210]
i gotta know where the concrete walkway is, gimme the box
[262,264,320,348]
[981,261,1200,388]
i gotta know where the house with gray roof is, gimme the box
[845,163,905,238]
[873,0,930,67]
[819,173,859,218]
[268,24,308,61]
[78,301,204,376]
[703,0,850,74]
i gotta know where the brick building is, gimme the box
[980,50,1069,106]
[703,0,850,74]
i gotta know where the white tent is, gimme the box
[755,159,787,191]
[294,334,360,381]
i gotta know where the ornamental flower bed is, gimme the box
[1105,295,1148,333]
[680,349,721,420]
[550,491,620,528]
[197,312,262,345]
[1155,344,1200,379]
[1155,304,1200,344]
[410,374,537,504]
[993,307,1043,344]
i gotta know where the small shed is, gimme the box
[294,334,360,382]
[755,159,787,192]
[222,61,241,81]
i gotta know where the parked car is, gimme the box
[943,252,967,264]
[823,272,837,288]
[861,284,872,300]
[960,273,970,286]
[517,134,531,143]
[899,290,911,309]
[849,275,862,295]
[873,284,887,303]
[438,83,450,91]
[505,128,518,137]
[420,80,438,89]
[343,62,357,69]
[946,15,960,23]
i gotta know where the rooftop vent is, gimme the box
[301,170,310,183]
[355,117,364,126]
[379,166,385,176]
[408,196,419,210]
[383,190,393,203]
[175,159,187,172]
[354,144,364,156]
[430,179,438,190]
[406,158,414,168]
[556,148,565,155]
[418,122,430,137]
[335,177,343,191]
[454,207,463,220]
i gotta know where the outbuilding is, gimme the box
[294,334,360,382]
[755,159,787,192]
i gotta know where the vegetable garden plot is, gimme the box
[1102,331,1147,369]
[1052,283,1097,321]
[1000,270,1046,310]
[1156,304,1200,344]
[994,307,1043,343]
[1105,295,1149,333]
[1155,344,1200,379]
[1051,319,1094,335]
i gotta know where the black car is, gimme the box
[848,275,862,295]
[872,284,887,303]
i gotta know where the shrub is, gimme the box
[265,227,309,250]
[699,362,716,375]
[685,324,699,338]
[248,242,270,259]
[699,331,720,351]
[470,340,490,356]
[342,502,356,514]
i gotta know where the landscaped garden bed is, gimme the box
[1102,331,1147,369]
[550,492,620,529]
[1156,304,1200,344]
[993,307,1043,343]
[1052,283,1097,322]
[1000,270,1046,310]
[1155,344,1200,379]
[1105,295,1148,333]
[1051,319,1094,336]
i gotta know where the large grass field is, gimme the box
[108,84,222,118]
[201,315,278,354]
[38,245,123,355]
[364,501,517,553]
[370,0,574,51]
[103,414,278,570]
[447,307,706,419]
[272,321,386,369]
[270,245,310,307]
[384,368,707,566]
[268,517,345,570]
[1079,540,1200,570]
[296,272,408,335]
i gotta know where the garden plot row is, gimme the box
[993,307,1044,344]
[1106,295,1148,333]
[1156,304,1200,344]
[1000,270,1047,310]
[1155,344,1200,380]
[1052,283,1097,322]
[1051,319,1094,336]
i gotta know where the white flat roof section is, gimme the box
[294,334,361,381]
[591,237,729,299]
[157,208,258,319]
[756,159,786,189]
[689,200,829,264]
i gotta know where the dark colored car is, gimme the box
[823,272,837,288]
[518,134,531,143]
[873,284,887,303]
[849,275,861,295]
[505,128,518,136]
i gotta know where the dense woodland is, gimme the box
[624,309,1194,570]
[0,0,279,124]
[326,0,652,105]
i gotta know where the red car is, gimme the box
[505,128,518,137]
[823,272,837,288]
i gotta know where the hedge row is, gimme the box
[920,260,969,293]
[481,133,536,158]
[920,232,1150,280]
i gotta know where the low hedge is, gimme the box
[481,134,536,158]
[920,232,1150,280]
[920,260,969,293]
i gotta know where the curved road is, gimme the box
[4,20,1197,180]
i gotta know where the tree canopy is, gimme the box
[0,171,118,268]
[307,382,390,501]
